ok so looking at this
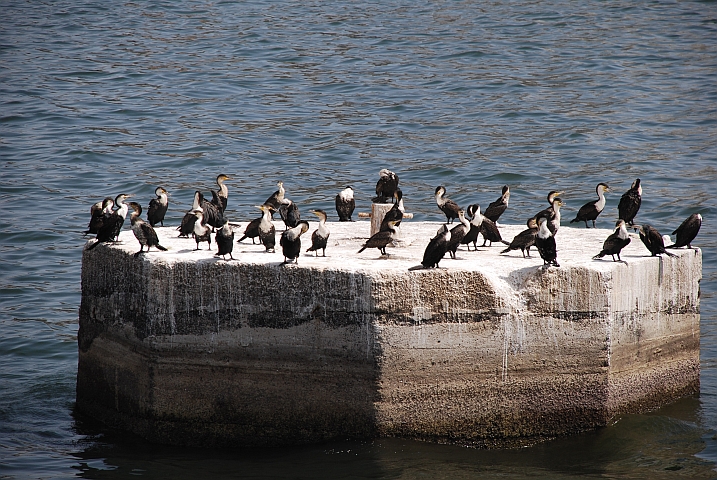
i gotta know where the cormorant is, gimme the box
[84,197,114,236]
[593,219,631,262]
[484,185,510,223]
[306,209,330,257]
[215,220,234,260]
[460,204,483,251]
[638,224,675,257]
[375,169,399,203]
[257,204,276,252]
[538,197,565,236]
[192,209,212,250]
[198,191,226,229]
[501,217,539,258]
[177,191,201,238]
[263,181,287,210]
[380,189,404,231]
[210,174,231,213]
[335,186,356,222]
[278,199,300,229]
[471,204,509,247]
[530,190,564,228]
[435,186,460,223]
[237,215,261,244]
[128,202,167,256]
[87,193,132,250]
[570,183,610,228]
[446,209,470,259]
[147,187,169,227]
[358,219,399,256]
[666,213,702,251]
[280,220,310,264]
[618,178,642,227]
[535,216,559,267]
[420,224,451,268]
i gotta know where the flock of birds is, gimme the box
[83,169,702,269]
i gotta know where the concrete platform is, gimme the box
[77,219,701,447]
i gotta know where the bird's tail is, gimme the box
[156,244,168,251]
[501,240,510,246]
[592,251,606,260]
[500,246,513,254]
[569,218,579,224]
[408,265,425,271]
[357,246,366,254]
[86,240,100,251]
[663,250,677,258]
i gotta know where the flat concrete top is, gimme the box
[93,219,699,276]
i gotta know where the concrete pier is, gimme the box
[77,220,701,447]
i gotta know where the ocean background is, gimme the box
[1,0,716,478]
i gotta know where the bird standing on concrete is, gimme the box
[358,219,399,257]
[570,183,610,228]
[435,186,460,224]
[128,202,167,256]
[446,209,470,259]
[501,217,539,258]
[215,220,235,260]
[618,178,642,227]
[535,216,559,267]
[335,186,355,221]
[666,213,702,251]
[192,209,212,250]
[593,219,631,262]
[484,185,510,223]
[306,209,330,257]
[638,224,675,257]
[147,187,169,227]
[280,220,310,264]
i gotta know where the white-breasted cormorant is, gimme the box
[210,174,231,213]
[84,197,114,236]
[87,194,132,250]
[570,183,610,228]
[618,178,642,226]
[535,216,559,267]
[278,199,300,229]
[192,209,212,250]
[257,204,276,252]
[638,224,675,257]
[446,209,470,259]
[306,209,330,257]
[147,187,169,227]
[666,213,702,251]
[128,202,167,256]
[280,220,310,264]
[215,220,234,260]
[435,186,460,223]
[484,185,510,223]
[501,217,539,258]
[336,186,356,222]
[380,189,405,231]
[358,219,399,256]
[264,181,287,210]
[468,204,509,247]
[593,219,631,262]
[198,191,225,229]
[420,224,451,268]
[461,204,483,251]
[375,169,399,203]
[530,190,563,227]
[178,191,202,238]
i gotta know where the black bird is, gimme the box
[215,220,235,260]
[501,217,539,258]
[264,181,287,210]
[278,199,300,229]
[257,204,276,253]
[192,209,212,250]
[237,215,261,244]
[177,191,202,238]
[435,186,460,223]
[638,224,676,257]
[128,202,168,256]
[593,219,631,262]
[87,193,132,250]
[198,191,226,229]
[468,204,509,247]
[147,187,169,227]
[420,224,452,268]
[535,216,559,267]
[446,209,470,259]
[461,204,483,251]
[538,197,565,236]
[618,178,642,226]
[306,209,330,257]
[484,185,510,223]
[375,169,399,203]
[570,183,610,228]
[280,220,310,264]
[335,186,356,222]
[530,190,564,230]
[84,197,114,236]
[210,174,231,213]
[666,213,702,251]
[380,189,405,231]
[358,219,399,256]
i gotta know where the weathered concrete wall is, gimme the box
[77,221,700,447]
